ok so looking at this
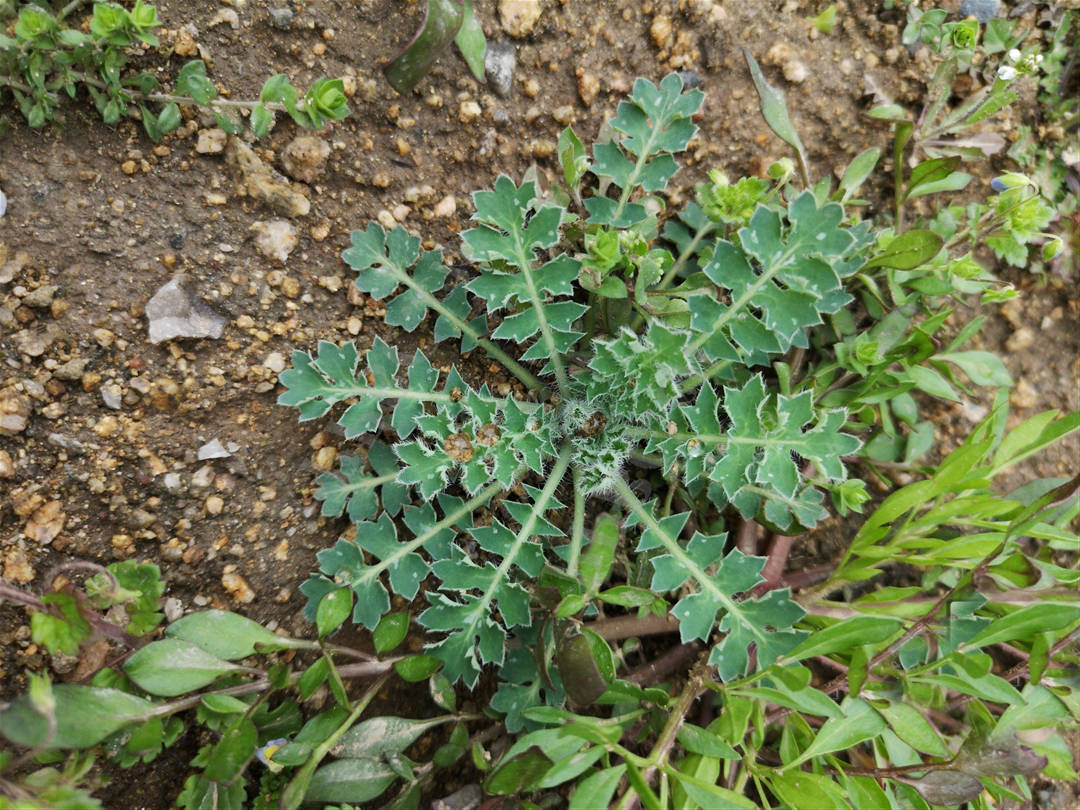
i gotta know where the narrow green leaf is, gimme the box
[864,230,943,270]
[625,761,664,810]
[304,758,397,804]
[204,719,257,782]
[782,616,902,662]
[937,351,1014,387]
[335,715,453,759]
[395,654,442,682]
[485,746,554,795]
[785,698,886,768]
[580,513,619,596]
[316,587,353,638]
[0,685,154,749]
[569,765,626,810]
[874,701,950,757]
[962,604,1080,651]
[676,723,739,759]
[384,0,464,94]
[558,126,588,191]
[904,156,961,199]
[166,609,308,660]
[907,364,961,401]
[124,639,243,696]
[743,50,807,165]
[838,147,881,201]
[905,171,972,198]
[455,0,486,81]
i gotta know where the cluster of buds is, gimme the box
[997,48,1043,81]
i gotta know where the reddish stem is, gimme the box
[752,534,796,597]
[626,642,702,686]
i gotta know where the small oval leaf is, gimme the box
[864,230,944,270]
[124,639,243,696]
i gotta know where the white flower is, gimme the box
[1008,48,1022,63]
[997,65,1018,81]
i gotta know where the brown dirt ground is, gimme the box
[1,0,1077,808]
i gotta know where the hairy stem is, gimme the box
[567,469,586,576]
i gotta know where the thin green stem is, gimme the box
[567,468,586,576]
[342,480,507,592]
[616,674,706,809]
[660,220,716,290]
[279,672,391,810]
[456,446,573,643]
[68,70,285,112]
[399,280,547,395]
[613,477,776,654]
[684,235,801,357]
[510,229,572,397]
[57,0,90,21]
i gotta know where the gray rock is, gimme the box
[47,433,87,454]
[145,275,228,344]
[101,384,123,410]
[268,6,293,28]
[0,188,6,218]
[485,41,517,97]
[197,438,232,460]
[960,0,1000,22]
[23,285,58,309]
[53,357,89,381]
[432,784,482,810]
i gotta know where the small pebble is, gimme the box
[960,0,1000,23]
[499,0,543,37]
[1006,327,1035,352]
[206,495,224,515]
[459,101,482,123]
[0,449,13,478]
[485,41,517,97]
[164,597,184,622]
[222,566,255,603]
[22,285,57,309]
[280,135,330,184]
[3,388,38,436]
[552,105,574,125]
[197,438,232,460]
[196,128,228,154]
[280,277,300,298]
[1010,379,1038,409]
[251,220,298,265]
[577,71,600,106]
[267,6,293,28]
[313,446,337,470]
[434,195,457,218]
[264,352,286,374]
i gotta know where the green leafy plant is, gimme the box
[384,0,487,94]
[270,70,1079,807]
[1,63,1077,810]
[0,564,485,810]
[0,1,349,140]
